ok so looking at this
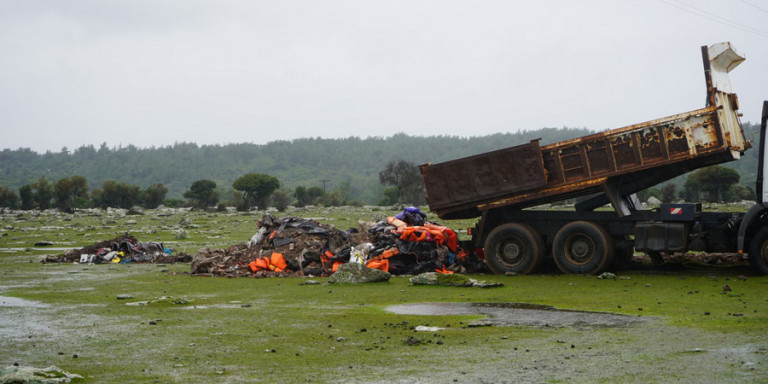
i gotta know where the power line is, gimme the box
[659,0,768,38]
[740,0,768,15]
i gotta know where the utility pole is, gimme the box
[320,179,330,193]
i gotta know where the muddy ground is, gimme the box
[1,253,766,383]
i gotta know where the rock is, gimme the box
[646,196,662,205]
[597,272,616,279]
[116,294,134,300]
[409,272,503,288]
[0,365,83,383]
[328,262,390,284]
[190,252,219,274]
[415,325,444,332]
[152,296,188,305]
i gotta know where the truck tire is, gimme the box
[553,221,614,274]
[748,227,768,275]
[484,223,544,275]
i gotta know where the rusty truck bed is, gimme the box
[421,43,749,220]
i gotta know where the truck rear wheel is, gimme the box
[748,227,768,275]
[553,221,614,274]
[484,223,544,275]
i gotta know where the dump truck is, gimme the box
[420,42,768,275]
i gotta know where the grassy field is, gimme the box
[1,206,767,383]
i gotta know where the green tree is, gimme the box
[661,183,677,203]
[306,186,324,206]
[271,189,290,212]
[378,160,425,205]
[727,184,754,201]
[0,186,19,209]
[318,190,342,207]
[95,180,141,208]
[54,176,89,212]
[19,185,33,210]
[683,165,740,202]
[232,173,280,210]
[293,186,308,207]
[143,183,168,209]
[32,176,53,210]
[183,180,219,209]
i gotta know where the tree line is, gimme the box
[0,129,595,205]
[0,161,426,211]
[0,124,761,210]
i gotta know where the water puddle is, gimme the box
[386,302,648,328]
[0,296,50,308]
[0,247,76,252]
[178,304,252,310]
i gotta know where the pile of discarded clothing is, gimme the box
[190,208,488,278]
[43,233,191,264]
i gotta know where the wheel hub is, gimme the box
[566,235,594,264]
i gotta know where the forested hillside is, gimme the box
[0,128,593,204]
[0,123,759,205]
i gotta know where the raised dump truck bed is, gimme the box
[421,43,748,220]
[419,43,768,276]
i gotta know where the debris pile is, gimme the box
[42,233,190,264]
[191,209,488,278]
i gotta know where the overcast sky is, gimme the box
[1,0,767,153]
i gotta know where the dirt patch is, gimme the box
[386,302,649,328]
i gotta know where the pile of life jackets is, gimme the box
[362,207,470,275]
[248,252,288,273]
[236,210,487,277]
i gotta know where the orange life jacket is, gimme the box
[435,265,454,274]
[365,247,399,272]
[248,252,288,273]
[387,216,407,229]
[320,250,343,274]
[424,223,459,252]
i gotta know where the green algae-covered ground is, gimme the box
[1,206,766,383]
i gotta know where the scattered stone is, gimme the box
[415,326,444,332]
[152,296,189,305]
[116,294,133,300]
[301,280,321,285]
[646,196,662,205]
[409,272,503,288]
[328,263,391,284]
[597,272,616,279]
[0,365,82,383]
[723,284,732,292]
[468,320,493,327]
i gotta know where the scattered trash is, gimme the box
[42,233,190,264]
